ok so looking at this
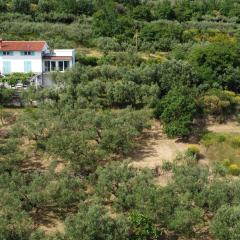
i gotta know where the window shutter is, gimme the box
[9,51,13,56]
[24,61,32,73]
[20,51,24,56]
[31,51,35,56]
[0,51,3,56]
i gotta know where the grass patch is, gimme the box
[201,132,240,174]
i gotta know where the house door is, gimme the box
[24,61,32,73]
[3,61,11,75]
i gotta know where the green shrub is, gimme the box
[186,145,200,159]
[35,12,76,23]
[201,133,226,147]
[162,161,173,171]
[185,154,198,166]
[228,164,240,176]
[212,161,228,177]
[1,73,34,85]
[231,136,240,148]
[0,89,15,106]
[223,159,231,167]
[198,89,239,117]
[76,54,98,66]
[155,86,197,138]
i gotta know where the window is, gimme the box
[64,61,70,70]
[22,51,34,56]
[3,51,12,56]
[58,61,64,71]
[58,61,69,71]
[44,61,50,72]
[51,61,56,71]
[44,60,70,72]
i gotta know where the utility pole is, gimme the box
[134,29,139,51]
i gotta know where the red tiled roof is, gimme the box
[43,56,72,60]
[0,41,46,51]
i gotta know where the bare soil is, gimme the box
[131,120,240,186]
[207,121,240,134]
[33,210,65,235]
[131,121,189,169]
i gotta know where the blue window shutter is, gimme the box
[0,51,3,56]
[9,51,13,56]
[24,61,32,73]
[3,61,11,74]
[31,51,35,56]
[20,51,24,56]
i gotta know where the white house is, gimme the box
[0,40,75,86]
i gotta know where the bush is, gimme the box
[186,145,200,159]
[228,164,240,176]
[129,211,159,240]
[162,161,173,171]
[76,54,98,66]
[0,89,15,106]
[198,89,239,118]
[212,161,228,177]
[201,133,226,148]
[223,159,231,167]
[211,205,240,240]
[12,0,31,13]
[95,37,122,52]
[155,86,197,138]
[1,73,34,85]
[140,20,183,51]
[187,42,240,91]
[231,136,240,148]
[35,12,76,23]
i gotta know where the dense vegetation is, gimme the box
[2,0,240,239]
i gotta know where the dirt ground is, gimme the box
[131,121,189,169]
[131,120,240,186]
[208,121,240,133]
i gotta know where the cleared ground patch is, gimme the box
[131,120,240,185]
[131,121,189,169]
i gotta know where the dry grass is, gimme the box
[76,46,103,58]
[0,108,22,128]
[77,45,168,61]
[200,121,240,166]
[139,51,168,61]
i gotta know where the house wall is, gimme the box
[52,49,75,66]
[0,47,75,76]
[0,51,43,74]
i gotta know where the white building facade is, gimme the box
[0,40,75,75]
